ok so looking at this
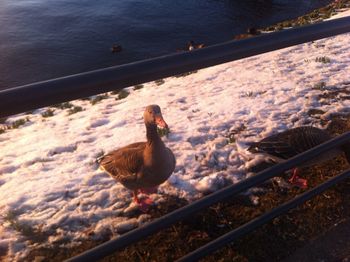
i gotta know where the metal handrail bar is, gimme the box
[178,168,350,261]
[1,16,350,118]
[66,132,350,261]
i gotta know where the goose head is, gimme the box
[143,104,168,129]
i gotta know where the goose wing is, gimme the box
[98,143,146,183]
[248,127,331,160]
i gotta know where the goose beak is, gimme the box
[155,115,168,129]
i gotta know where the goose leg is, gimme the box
[139,186,158,194]
[133,190,140,203]
[138,197,153,213]
[133,189,153,212]
[288,168,308,189]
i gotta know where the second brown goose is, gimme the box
[98,105,176,211]
[248,126,350,188]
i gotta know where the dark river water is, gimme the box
[0,0,331,90]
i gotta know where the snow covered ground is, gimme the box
[0,10,349,260]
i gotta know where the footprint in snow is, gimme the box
[90,119,110,128]
[0,165,18,174]
[187,134,216,146]
[47,145,77,156]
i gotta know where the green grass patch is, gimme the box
[68,106,83,115]
[0,117,30,132]
[52,102,74,110]
[133,84,144,90]
[41,109,55,118]
[157,127,170,138]
[227,133,236,144]
[315,56,331,63]
[4,210,35,237]
[95,150,105,161]
[175,70,198,78]
[0,117,7,124]
[110,90,120,95]
[313,81,327,90]
[116,90,130,100]
[307,108,325,116]
[10,118,29,129]
[154,79,165,86]
[80,97,91,101]
[90,94,109,105]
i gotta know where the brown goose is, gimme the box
[98,105,176,211]
[248,126,350,188]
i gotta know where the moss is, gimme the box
[155,79,165,86]
[52,102,74,110]
[313,81,327,90]
[80,97,91,101]
[307,108,325,116]
[90,94,109,105]
[41,109,55,118]
[175,71,198,78]
[110,90,120,95]
[133,84,144,90]
[10,118,28,129]
[315,56,331,63]
[4,210,38,238]
[157,127,170,138]
[68,106,83,115]
[116,90,130,100]
[95,150,105,160]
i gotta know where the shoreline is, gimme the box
[263,0,350,31]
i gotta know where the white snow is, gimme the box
[1,10,350,260]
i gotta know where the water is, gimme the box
[0,0,331,90]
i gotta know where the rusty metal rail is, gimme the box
[67,132,350,261]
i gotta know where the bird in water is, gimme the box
[98,105,176,212]
[187,40,205,51]
[248,126,350,189]
[111,44,122,53]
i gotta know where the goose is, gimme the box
[111,44,122,53]
[187,40,205,51]
[248,126,350,188]
[98,105,176,211]
[234,27,261,40]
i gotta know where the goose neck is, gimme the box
[146,123,160,144]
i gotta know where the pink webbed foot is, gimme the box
[133,190,154,212]
[288,176,308,189]
[138,197,153,213]
[288,168,308,189]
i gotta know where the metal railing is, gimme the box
[67,132,350,262]
[178,168,350,261]
[1,14,349,262]
[0,16,350,118]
